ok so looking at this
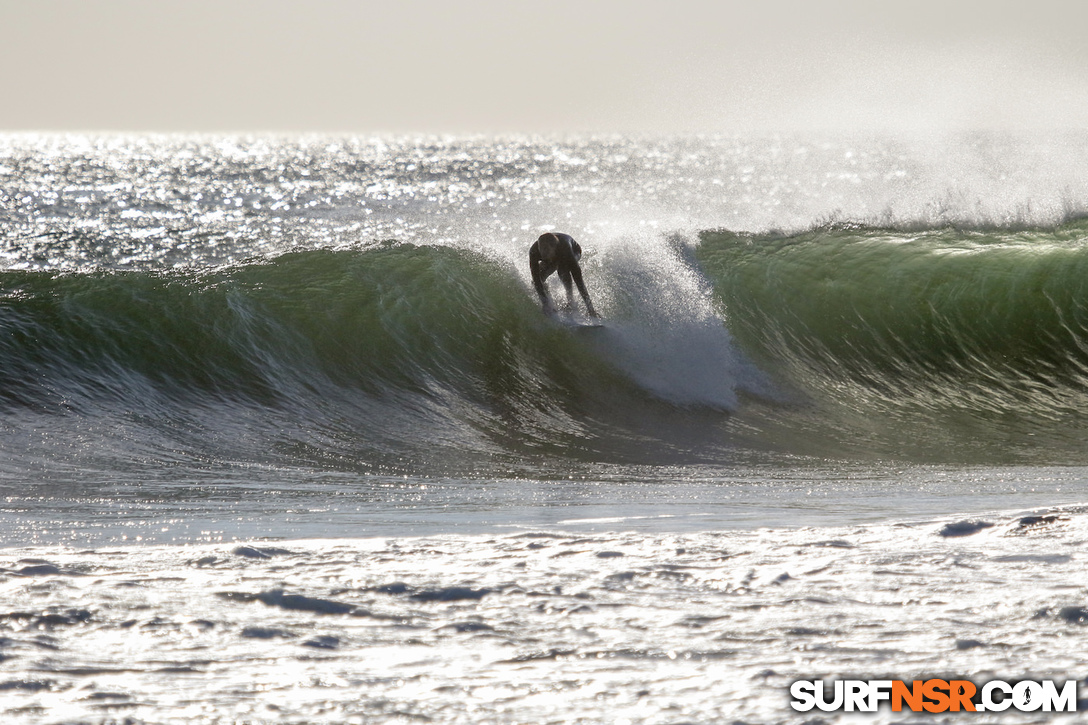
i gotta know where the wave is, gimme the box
[0,243,758,473]
[696,217,1088,460]
[6,220,1088,471]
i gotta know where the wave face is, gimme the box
[7,222,1088,472]
[697,219,1088,461]
[0,244,756,474]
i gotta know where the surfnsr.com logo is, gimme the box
[790,679,1078,713]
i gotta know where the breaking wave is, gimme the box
[6,217,1088,471]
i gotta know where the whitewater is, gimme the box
[4,132,1088,723]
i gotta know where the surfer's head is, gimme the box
[536,232,579,263]
[536,233,561,262]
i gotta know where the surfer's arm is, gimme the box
[529,244,546,300]
[529,243,555,313]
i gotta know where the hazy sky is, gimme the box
[2,0,1087,134]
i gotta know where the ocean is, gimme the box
[3,131,1088,723]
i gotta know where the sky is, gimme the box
[2,0,1087,135]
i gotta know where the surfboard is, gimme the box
[558,316,605,330]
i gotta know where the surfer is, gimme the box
[529,232,598,318]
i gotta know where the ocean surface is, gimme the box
[4,132,1088,723]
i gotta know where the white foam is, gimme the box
[579,231,776,410]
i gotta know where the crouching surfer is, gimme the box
[529,232,598,318]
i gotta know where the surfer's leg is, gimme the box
[569,263,598,318]
[558,267,575,309]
